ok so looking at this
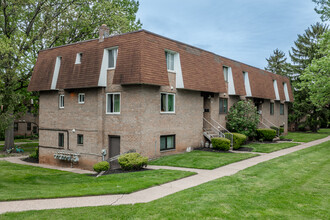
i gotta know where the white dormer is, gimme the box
[165,49,184,89]
[243,71,252,96]
[51,56,62,90]
[223,66,235,95]
[273,80,280,100]
[98,47,118,87]
[283,82,290,102]
[75,53,82,64]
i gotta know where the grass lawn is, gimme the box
[244,142,300,153]
[0,143,39,157]
[0,161,194,201]
[0,138,38,145]
[3,141,329,219]
[282,128,330,142]
[149,150,258,169]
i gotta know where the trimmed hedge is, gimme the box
[229,133,247,150]
[93,161,110,173]
[256,128,276,141]
[118,153,148,171]
[211,137,230,151]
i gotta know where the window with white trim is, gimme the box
[78,93,85,104]
[108,48,118,69]
[160,135,175,151]
[161,93,175,113]
[59,95,64,109]
[165,51,175,71]
[106,93,120,114]
[75,53,82,64]
[223,66,229,82]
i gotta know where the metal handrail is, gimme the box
[260,116,279,136]
[210,118,233,147]
[203,118,233,147]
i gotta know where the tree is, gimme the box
[313,0,330,21]
[289,23,329,132]
[226,100,260,137]
[0,0,142,151]
[265,48,291,77]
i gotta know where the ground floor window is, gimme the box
[27,122,31,131]
[160,135,175,151]
[270,103,274,115]
[14,123,18,131]
[219,98,228,114]
[106,93,120,114]
[58,133,64,147]
[280,104,284,115]
[161,93,175,113]
[77,134,84,145]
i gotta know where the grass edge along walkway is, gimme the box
[0,135,328,215]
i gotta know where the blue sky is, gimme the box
[137,0,323,69]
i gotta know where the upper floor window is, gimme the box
[270,103,274,115]
[108,48,118,69]
[106,93,120,114]
[75,53,82,64]
[280,104,284,115]
[78,93,85,104]
[165,51,175,71]
[59,95,64,109]
[161,93,175,113]
[223,66,229,82]
[219,98,228,114]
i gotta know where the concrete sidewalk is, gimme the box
[0,136,329,214]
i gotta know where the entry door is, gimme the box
[109,136,120,169]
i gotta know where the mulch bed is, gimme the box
[22,157,39,163]
[194,147,234,153]
[90,168,151,177]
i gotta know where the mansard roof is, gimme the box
[28,29,293,102]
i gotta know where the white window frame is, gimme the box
[106,92,121,114]
[75,53,82,64]
[107,48,118,70]
[78,93,85,104]
[165,50,175,72]
[223,66,229,83]
[160,93,175,114]
[59,94,64,109]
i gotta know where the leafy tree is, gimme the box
[313,0,330,21]
[226,100,260,137]
[289,23,329,132]
[0,0,142,150]
[265,48,291,78]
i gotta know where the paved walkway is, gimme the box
[0,136,329,214]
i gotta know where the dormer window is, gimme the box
[75,53,82,64]
[223,66,229,82]
[108,48,118,69]
[165,51,175,71]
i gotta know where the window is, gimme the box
[106,93,120,114]
[59,95,64,109]
[280,104,284,115]
[108,48,118,69]
[33,126,37,134]
[14,123,18,132]
[219,98,228,114]
[270,103,274,115]
[78,93,85,104]
[161,93,175,113]
[223,66,229,82]
[58,133,64,147]
[165,51,175,71]
[77,134,83,145]
[160,135,175,151]
[27,122,31,131]
[75,53,82,64]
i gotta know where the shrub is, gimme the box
[93,161,110,173]
[225,133,247,150]
[256,129,276,141]
[226,100,259,137]
[118,153,148,171]
[29,148,39,160]
[211,137,230,151]
[279,126,284,134]
[270,126,284,136]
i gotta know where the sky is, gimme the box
[136,0,324,70]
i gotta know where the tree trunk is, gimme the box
[4,121,14,151]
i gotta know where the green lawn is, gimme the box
[0,143,39,157]
[0,138,38,145]
[3,141,329,219]
[149,150,258,169]
[244,142,300,153]
[282,128,330,142]
[0,161,194,201]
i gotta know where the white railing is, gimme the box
[210,118,233,147]
[259,116,280,136]
[203,117,233,147]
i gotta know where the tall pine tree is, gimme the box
[265,48,290,77]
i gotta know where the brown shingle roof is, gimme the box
[28,29,293,102]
